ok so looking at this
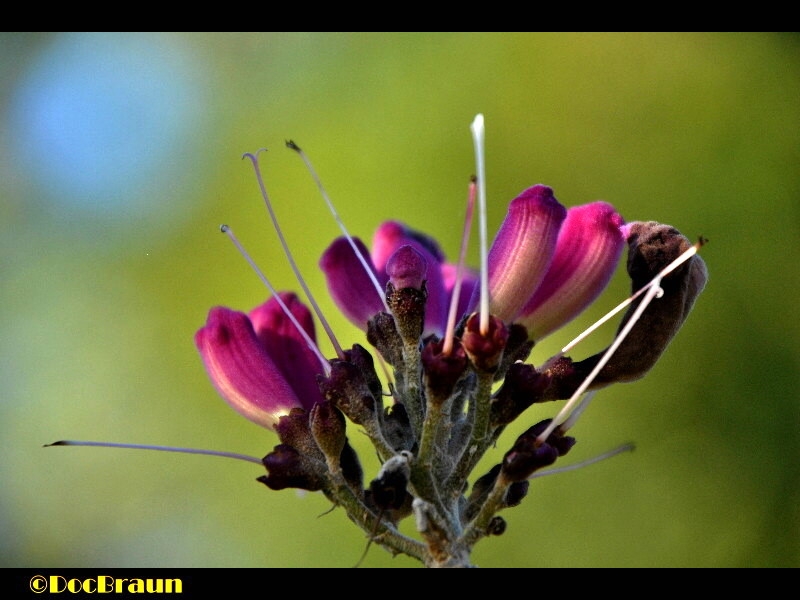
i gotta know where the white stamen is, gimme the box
[536,276,665,445]
[221,225,331,377]
[442,177,477,356]
[45,440,263,465]
[243,150,345,360]
[287,141,390,314]
[559,389,597,432]
[528,442,635,479]
[470,114,490,335]
[554,240,703,360]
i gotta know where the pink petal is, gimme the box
[517,201,626,340]
[477,185,567,322]
[195,307,304,430]
[372,221,448,337]
[441,262,479,324]
[319,236,385,331]
[249,292,326,409]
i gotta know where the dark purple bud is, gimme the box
[344,344,383,400]
[504,480,529,508]
[339,439,363,492]
[259,444,327,491]
[274,408,324,461]
[317,360,376,426]
[490,362,552,427]
[421,337,469,405]
[487,516,507,536]
[464,464,501,519]
[369,455,411,511]
[367,312,403,368]
[462,313,509,373]
[369,462,408,510]
[500,419,576,482]
[309,401,347,463]
[382,402,416,453]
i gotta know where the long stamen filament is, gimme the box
[559,389,597,432]
[243,150,345,360]
[528,442,635,479]
[442,177,477,355]
[287,140,390,313]
[555,239,704,359]
[470,114,489,335]
[44,440,263,465]
[221,225,331,377]
[536,276,665,445]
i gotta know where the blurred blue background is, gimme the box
[2,32,798,568]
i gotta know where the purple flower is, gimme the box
[320,221,459,337]
[195,292,325,430]
[320,184,625,343]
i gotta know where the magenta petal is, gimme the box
[319,236,385,331]
[517,202,626,340]
[386,245,427,290]
[441,263,479,325]
[478,185,567,322]
[195,307,304,430]
[249,292,326,409]
[371,221,448,337]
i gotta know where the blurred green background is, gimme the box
[2,32,798,568]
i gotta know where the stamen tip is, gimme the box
[242,148,268,162]
[43,440,67,447]
[286,140,301,152]
[220,224,230,233]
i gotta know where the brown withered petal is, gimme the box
[546,221,708,396]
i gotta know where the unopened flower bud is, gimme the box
[274,408,324,460]
[367,312,403,367]
[501,419,576,482]
[344,344,383,400]
[318,360,376,426]
[369,451,413,511]
[386,268,427,346]
[339,439,363,492]
[421,337,469,405]
[488,516,507,536]
[258,444,327,491]
[386,244,427,291]
[309,401,347,463]
[382,402,416,453]
[464,464,501,521]
[504,480,529,508]
[490,362,552,427]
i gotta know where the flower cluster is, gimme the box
[195,127,707,568]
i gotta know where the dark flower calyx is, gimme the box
[490,362,552,427]
[318,360,377,425]
[421,337,469,405]
[462,313,509,372]
[259,444,327,491]
[501,419,576,482]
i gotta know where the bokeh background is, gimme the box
[2,32,798,568]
